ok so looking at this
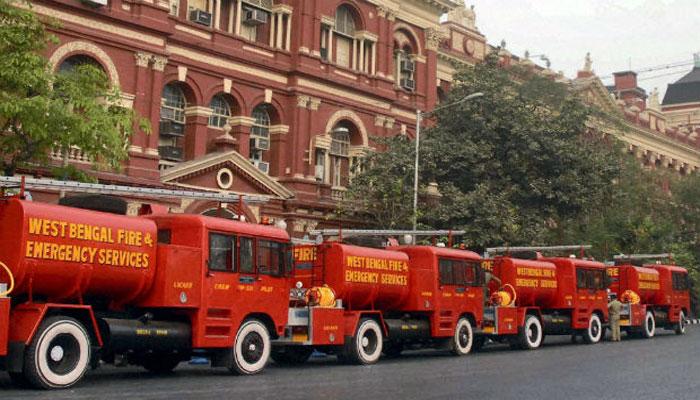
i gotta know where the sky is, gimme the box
[466,0,698,100]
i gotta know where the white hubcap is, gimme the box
[362,337,369,347]
[248,344,257,352]
[50,346,65,362]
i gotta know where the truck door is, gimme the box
[203,232,241,347]
[436,258,462,336]
[251,239,293,330]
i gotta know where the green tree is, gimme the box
[0,0,148,176]
[343,55,621,249]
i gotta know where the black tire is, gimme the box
[641,311,656,339]
[451,318,474,356]
[271,347,313,365]
[8,372,31,388]
[141,354,182,373]
[582,314,603,344]
[229,319,271,375]
[343,318,383,365]
[382,341,404,358]
[517,315,543,350]
[22,316,92,389]
[675,311,687,335]
[472,336,486,352]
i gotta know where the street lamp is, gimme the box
[412,92,483,241]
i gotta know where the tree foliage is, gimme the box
[344,55,621,248]
[0,0,148,176]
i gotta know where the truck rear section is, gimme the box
[478,246,609,350]
[276,243,483,364]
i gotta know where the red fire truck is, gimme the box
[275,233,483,364]
[478,246,609,350]
[607,254,690,338]
[0,195,293,389]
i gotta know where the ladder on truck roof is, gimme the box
[0,176,270,204]
[612,253,673,265]
[309,229,466,246]
[485,245,592,258]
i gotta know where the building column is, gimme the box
[269,12,276,47]
[229,116,255,158]
[234,0,242,35]
[371,42,377,75]
[214,0,221,30]
[131,52,152,151]
[228,1,234,33]
[276,13,284,49]
[327,28,333,61]
[351,39,357,69]
[359,39,365,73]
[184,107,211,160]
[285,14,292,51]
[147,56,168,156]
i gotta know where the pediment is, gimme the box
[573,76,622,116]
[160,150,294,199]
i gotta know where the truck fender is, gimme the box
[6,303,102,372]
[516,308,542,327]
[342,311,387,341]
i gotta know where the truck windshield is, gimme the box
[438,258,480,286]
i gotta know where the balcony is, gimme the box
[50,146,91,163]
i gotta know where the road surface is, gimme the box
[2,328,698,400]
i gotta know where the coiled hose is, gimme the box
[0,261,14,297]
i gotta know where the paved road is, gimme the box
[2,328,699,400]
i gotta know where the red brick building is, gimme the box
[22,0,487,237]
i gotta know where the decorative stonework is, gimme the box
[297,95,311,108]
[151,55,168,72]
[374,115,386,127]
[296,95,322,111]
[49,40,121,88]
[425,28,445,51]
[134,51,152,68]
[309,98,322,111]
[447,3,476,30]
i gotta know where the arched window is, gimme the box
[250,104,272,173]
[161,83,187,124]
[394,30,417,91]
[335,6,356,36]
[329,122,353,187]
[334,6,356,68]
[209,94,231,128]
[159,83,187,162]
[58,54,103,74]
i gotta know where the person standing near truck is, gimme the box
[608,295,623,342]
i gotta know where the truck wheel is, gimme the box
[518,315,543,350]
[451,318,474,356]
[344,318,383,365]
[141,354,182,373]
[675,311,687,335]
[230,319,271,375]
[641,312,656,339]
[271,347,313,365]
[582,314,603,344]
[22,316,91,389]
